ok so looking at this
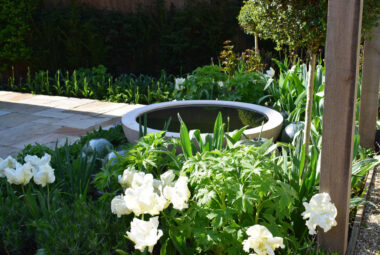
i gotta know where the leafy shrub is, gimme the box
[0,0,38,72]
[174,65,228,100]
[174,64,266,104]
[225,72,266,103]
[1,0,254,77]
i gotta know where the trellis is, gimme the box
[319,0,380,254]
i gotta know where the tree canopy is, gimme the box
[238,0,380,53]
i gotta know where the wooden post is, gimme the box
[359,24,380,149]
[319,0,363,254]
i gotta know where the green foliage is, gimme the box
[0,182,36,254]
[226,72,266,103]
[94,131,182,194]
[33,198,132,255]
[238,0,327,53]
[2,65,175,104]
[181,142,301,253]
[0,125,133,254]
[219,41,265,77]
[262,59,325,126]
[178,112,250,159]
[238,0,380,53]
[174,64,266,104]
[1,0,251,77]
[0,0,39,72]
[362,0,380,40]
[174,65,228,100]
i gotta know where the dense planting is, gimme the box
[1,113,377,254]
[1,65,175,104]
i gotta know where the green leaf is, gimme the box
[115,249,129,255]
[179,120,193,159]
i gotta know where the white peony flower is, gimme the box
[111,195,131,217]
[242,225,284,255]
[160,170,176,187]
[302,192,337,235]
[33,164,55,187]
[163,176,190,210]
[4,162,33,185]
[118,167,137,188]
[0,156,19,178]
[175,78,186,91]
[265,67,275,78]
[127,216,163,253]
[124,181,169,216]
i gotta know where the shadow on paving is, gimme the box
[0,96,142,158]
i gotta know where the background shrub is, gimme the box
[0,0,272,79]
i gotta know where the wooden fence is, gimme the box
[46,0,186,12]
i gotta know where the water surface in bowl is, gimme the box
[138,106,268,133]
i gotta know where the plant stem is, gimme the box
[303,53,317,162]
[254,33,260,56]
[47,184,50,212]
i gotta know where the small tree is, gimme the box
[238,0,380,157]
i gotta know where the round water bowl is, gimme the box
[121,100,283,144]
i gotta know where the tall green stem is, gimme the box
[303,53,317,161]
[47,184,50,212]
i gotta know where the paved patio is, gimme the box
[0,91,143,158]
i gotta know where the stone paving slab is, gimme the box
[0,91,143,158]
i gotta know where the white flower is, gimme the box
[302,193,337,235]
[33,164,55,187]
[118,167,137,188]
[217,81,224,87]
[24,154,55,186]
[163,176,190,210]
[25,153,51,171]
[111,195,131,217]
[4,162,33,185]
[124,181,169,216]
[0,156,19,178]
[288,65,297,74]
[175,78,186,91]
[265,67,275,78]
[160,170,175,187]
[127,216,163,253]
[242,225,284,255]
[131,172,154,189]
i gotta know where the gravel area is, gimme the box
[354,166,380,254]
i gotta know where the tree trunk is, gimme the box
[303,53,317,157]
[254,33,260,56]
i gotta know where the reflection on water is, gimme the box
[139,106,268,133]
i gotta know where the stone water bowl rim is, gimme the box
[121,100,283,143]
